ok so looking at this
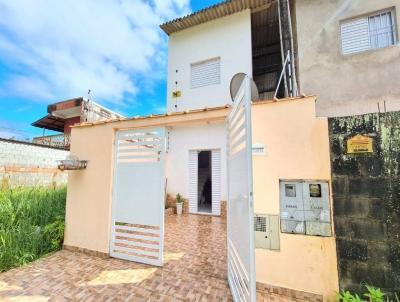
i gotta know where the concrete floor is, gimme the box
[0,215,232,302]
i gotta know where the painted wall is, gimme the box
[167,10,252,112]
[64,109,227,253]
[252,97,339,300]
[166,121,227,201]
[295,0,400,117]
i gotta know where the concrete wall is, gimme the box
[252,97,339,300]
[166,121,227,201]
[295,0,400,117]
[167,10,253,112]
[0,138,68,187]
[329,112,400,296]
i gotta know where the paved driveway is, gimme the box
[0,215,232,302]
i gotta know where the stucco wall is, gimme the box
[64,109,227,254]
[252,97,339,300]
[167,10,252,112]
[166,121,227,201]
[295,0,400,117]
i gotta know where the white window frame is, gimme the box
[190,57,221,89]
[340,8,398,55]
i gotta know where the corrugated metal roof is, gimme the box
[160,0,275,35]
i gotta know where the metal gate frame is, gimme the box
[227,75,256,302]
[110,127,166,267]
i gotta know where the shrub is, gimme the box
[0,186,67,271]
[336,284,399,302]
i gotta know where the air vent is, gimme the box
[254,216,267,232]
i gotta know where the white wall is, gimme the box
[0,139,68,186]
[167,10,253,112]
[165,121,227,201]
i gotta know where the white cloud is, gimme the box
[0,0,189,107]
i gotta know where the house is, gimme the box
[63,0,400,301]
[31,97,124,149]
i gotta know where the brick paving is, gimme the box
[0,215,232,302]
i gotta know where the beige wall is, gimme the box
[252,97,339,300]
[64,109,227,254]
[295,0,400,117]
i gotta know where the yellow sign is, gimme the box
[172,91,181,98]
[347,134,373,154]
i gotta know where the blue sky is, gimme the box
[0,0,219,140]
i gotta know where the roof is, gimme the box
[160,0,273,35]
[73,105,231,129]
[31,114,66,132]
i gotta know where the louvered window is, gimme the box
[190,57,221,89]
[341,9,396,55]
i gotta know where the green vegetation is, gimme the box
[337,284,399,302]
[0,187,66,272]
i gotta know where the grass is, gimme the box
[0,186,66,272]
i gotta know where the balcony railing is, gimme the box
[32,133,71,149]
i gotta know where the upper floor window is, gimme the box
[190,57,221,89]
[341,9,397,55]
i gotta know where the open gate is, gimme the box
[110,127,165,266]
[227,75,256,302]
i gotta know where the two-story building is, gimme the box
[63,0,399,301]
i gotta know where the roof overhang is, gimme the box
[160,0,275,35]
[31,115,66,132]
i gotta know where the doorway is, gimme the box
[197,151,212,213]
[188,149,221,215]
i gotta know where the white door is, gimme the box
[188,149,221,215]
[227,75,256,302]
[110,127,165,266]
[188,150,198,214]
[211,149,221,216]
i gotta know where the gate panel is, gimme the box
[110,127,165,266]
[227,76,256,302]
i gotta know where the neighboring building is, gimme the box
[31,97,125,149]
[295,0,400,117]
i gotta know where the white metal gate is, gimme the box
[227,76,256,302]
[110,127,165,266]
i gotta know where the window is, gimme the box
[341,9,396,55]
[190,57,221,89]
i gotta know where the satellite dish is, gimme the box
[229,73,259,102]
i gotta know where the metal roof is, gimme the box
[31,114,66,132]
[160,0,275,35]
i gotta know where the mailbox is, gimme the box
[279,180,332,236]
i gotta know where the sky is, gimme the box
[0,0,219,140]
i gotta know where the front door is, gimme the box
[227,75,256,302]
[110,127,166,266]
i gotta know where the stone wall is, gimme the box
[0,138,69,187]
[329,112,400,296]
